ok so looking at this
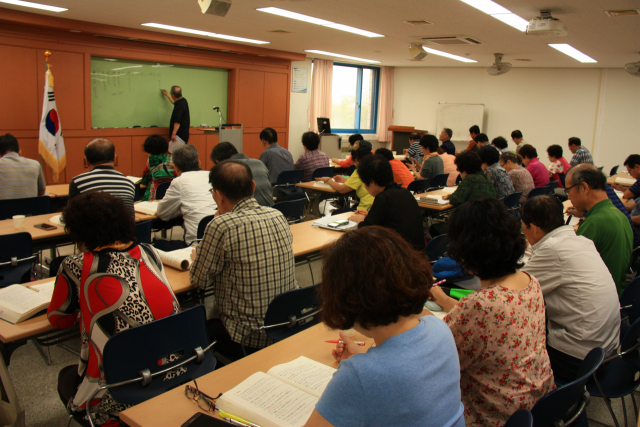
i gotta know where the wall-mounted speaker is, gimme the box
[409,43,428,60]
[198,0,232,17]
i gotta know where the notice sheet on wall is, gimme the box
[292,67,308,93]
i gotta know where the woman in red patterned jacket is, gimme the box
[48,191,180,426]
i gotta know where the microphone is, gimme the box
[212,106,220,111]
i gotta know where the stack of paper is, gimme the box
[418,194,449,205]
[311,216,357,231]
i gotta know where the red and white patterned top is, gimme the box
[444,274,555,427]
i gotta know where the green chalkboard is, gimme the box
[91,57,228,128]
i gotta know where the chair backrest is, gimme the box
[429,173,450,189]
[597,166,604,173]
[407,179,430,194]
[527,187,549,199]
[196,215,215,241]
[547,180,559,190]
[311,167,335,180]
[0,232,34,287]
[273,199,306,223]
[276,170,304,186]
[154,182,171,200]
[49,255,68,278]
[263,284,322,342]
[135,220,153,244]
[134,183,142,202]
[505,409,533,427]
[610,165,619,177]
[558,173,566,188]
[424,234,451,263]
[502,191,523,210]
[345,165,356,176]
[102,305,216,405]
[620,276,640,322]
[456,174,463,184]
[0,196,51,220]
[531,347,605,427]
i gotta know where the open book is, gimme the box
[134,201,159,216]
[418,194,449,205]
[311,216,357,231]
[155,247,194,271]
[312,181,333,190]
[216,356,336,427]
[0,280,55,324]
[126,176,143,184]
[615,176,635,186]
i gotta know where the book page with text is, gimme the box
[0,285,53,315]
[134,201,158,215]
[266,356,336,398]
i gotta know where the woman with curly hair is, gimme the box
[430,197,554,427]
[303,226,465,427]
[140,134,176,201]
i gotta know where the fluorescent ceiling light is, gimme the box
[0,0,67,12]
[422,47,477,63]
[459,0,509,15]
[305,50,380,64]
[141,23,269,45]
[111,65,142,70]
[491,13,529,31]
[549,44,597,63]
[258,7,384,38]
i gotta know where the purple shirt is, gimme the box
[294,149,330,182]
[526,158,550,188]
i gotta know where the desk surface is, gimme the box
[415,189,455,211]
[296,181,338,194]
[120,323,372,427]
[0,213,66,240]
[45,184,69,198]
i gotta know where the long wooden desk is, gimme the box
[295,182,337,194]
[120,323,372,427]
[45,184,69,198]
[415,188,455,211]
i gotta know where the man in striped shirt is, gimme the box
[68,138,135,215]
[0,133,46,200]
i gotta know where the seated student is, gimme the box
[140,134,176,201]
[210,141,273,207]
[546,144,571,187]
[500,152,534,203]
[348,155,425,250]
[375,148,414,189]
[512,129,528,154]
[439,128,456,155]
[474,133,490,149]
[521,196,620,382]
[408,134,444,187]
[566,164,633,294]
[49,192,180,425]
[519,144,550,188]
[438,147,460,186]
[491,136,510,153]
[258,127,294,185]
[464,125,480,152]
[0,133,46,200]
[403,132,423,164]
[430,198,554,427]
[316,147,375,211]
[294,131,330,181]
[304,226,465,427]
[189,160,297,358]
[157,145,217,246]
[568,137,594,167]
[442,151,496,206]
[331,134,363,168]
[479,145,514,199]
[69,138,135,216]
[614,154,640,201]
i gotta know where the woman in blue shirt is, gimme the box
[303,226,465,427]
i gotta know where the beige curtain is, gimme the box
[377,66,394,142]
[308,59,333,132]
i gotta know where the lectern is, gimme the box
[197,124,243,153]
[388,126,428,153]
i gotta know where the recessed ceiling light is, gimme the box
[422,47,477,63]
[548,44,597,63]
[0,0,67,12]
[141,23,270,44]
[459,0,528,32]
[258,7,383,38]
[491,13,529,31]
[304,50,380,64]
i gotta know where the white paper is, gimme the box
[155,247,193,270]
[126,176,143,184]
[441,187,456,194]
[0,282,54,315]
[49,215,64,226]
[134,201,159,215]
[311,216,357,231]
[615,176,635,186]
[266,356,336,398]
[292,67,308,93]
[312,182,333,189]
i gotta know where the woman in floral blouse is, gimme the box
[140,134,176,201]
[430,197,554,427]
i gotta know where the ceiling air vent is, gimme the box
[403,20,433,25]
[420,36,482,45]
[604,9,640,17]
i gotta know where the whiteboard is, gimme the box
[437,103,484,142]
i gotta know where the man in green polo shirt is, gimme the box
[566,164,633,295]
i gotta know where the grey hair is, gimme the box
[567,164,606,191]
[500,152,522,166]
[172,144,199,173]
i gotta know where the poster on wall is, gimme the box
[292,67,308,93]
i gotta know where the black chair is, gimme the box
[597,166,604,173]
[196,215,215,241]
[620,277,640,328]
[331,207,356,215]
[49,255,68,278]
[135,220,153,244]
[558,173,566,188]
[505,409,533,427]
[83,306,217,426]
[502,191,523,221]
[527,187,549,199]
[0,232,36,287]
[456,174,462,185]
[531,347,605,427]
[588,317,640,427]
[133,184,141,202]
[274,170,305,201]
[428,173,449,189]
[424,235,451,264]
[0,196,52,220]
[407,179,430,194]
[345,165,356,176]
[311,167,335,181]
[273,199,306,224]
[240,284,322,356]
[610,165,619,177]
[154,182,171,200]
[547,180,559,190]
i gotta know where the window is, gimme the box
[331,63,379,134]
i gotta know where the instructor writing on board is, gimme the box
[161,85,190,149]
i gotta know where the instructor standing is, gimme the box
[162,86,190,149]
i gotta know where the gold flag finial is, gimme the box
[44,51,54,86]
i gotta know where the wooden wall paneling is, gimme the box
[227,69,237,124]
[187,135,207,172]
[277,132,288,151]
[242,132,264,160]
[237,70,265,129]
[112,136,132,176]
[0,45,38,130]
[131,136,149,177]
[36,49,85,130]
[263,72,288,130]
[205,134,219,171]
[64,136,132,179]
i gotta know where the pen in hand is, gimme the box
[326,340,366,346]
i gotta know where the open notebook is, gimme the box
[0,280,55,324]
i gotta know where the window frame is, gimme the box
[330,63,380,135]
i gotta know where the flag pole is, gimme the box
[43,50,55,182]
